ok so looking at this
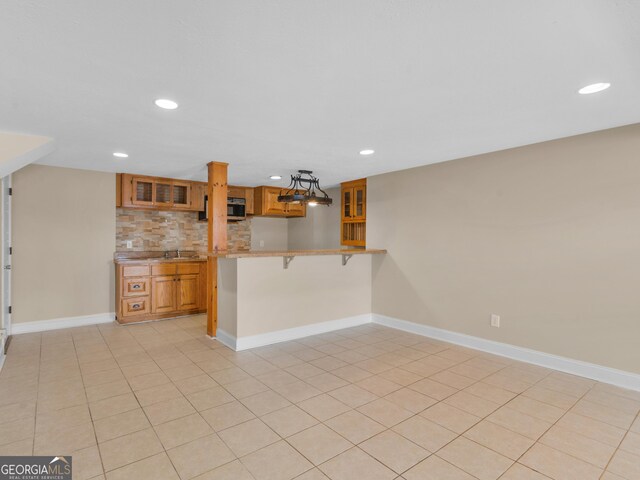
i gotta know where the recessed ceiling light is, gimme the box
[269,175,282,180]
[578,83,611,95]
[154,98,179,109]
[359,149,375,156]
[113,152,129,158]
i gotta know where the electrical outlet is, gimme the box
[126,240,133,249]
[259,240,265,248]
[490,314,500,328]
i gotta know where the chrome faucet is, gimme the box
[176,249,181,259]
[164,250,170,259]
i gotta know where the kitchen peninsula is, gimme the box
[210,248,386,350]
[112,162,385,348]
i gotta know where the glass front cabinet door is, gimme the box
[132,177,154,206]
[342,188,352,220]
[352,184,366,221]
[172,181,191,209]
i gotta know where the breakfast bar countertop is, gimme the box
[208,248,387,258]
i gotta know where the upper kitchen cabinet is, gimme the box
[341,178,366,221]
[191,183,254,220]
[227,185,255,215]
[341,178,366,247]
[244,187,254,215]
[191,182,207,212]
[119,173,199,211]
[131,176,155,206]
[118,173,262,217]
[253,186,306,218]
[227,185,245,198]
[154,179,172,207]
[172,181,192,210]
[116,173,123,207]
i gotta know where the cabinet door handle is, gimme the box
[132,303,141,309]
[132,284,141,289]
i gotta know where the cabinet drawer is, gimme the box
[177,263,201,274]
[151,264,177,276]
[122,265,150,277]
[122,277,149,297]
[121,296,150,316]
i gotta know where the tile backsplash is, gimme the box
[116,208,251,252]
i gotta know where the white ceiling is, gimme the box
[1,1,639,187]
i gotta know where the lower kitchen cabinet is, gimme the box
[115,260,207,324]
[177,274,200,311]
[151,275,178,313]
[122,296,150,316]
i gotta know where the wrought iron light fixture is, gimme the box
[277,170,333,207]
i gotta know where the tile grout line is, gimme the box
[150,319,242,478]
[302,333,520,476]
[235,341,515,479]
[390,353,545,478]
[94,322,184,478]
[597,408,640,480]
[426,367,559,479]
[125,318,281,478]
[72,327,107,478]
[214,330,419,477]
[504,377,603,477]
[385,336,637,477]
[119,324,639,478]
[31,333,42,457]
[322,338,518,478]
[9,320,639,480]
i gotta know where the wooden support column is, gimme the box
[207,162,228,337]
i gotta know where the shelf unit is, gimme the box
[340,178,366,247]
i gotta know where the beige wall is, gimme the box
[368,123,640,374]
[0,195,3,330]
[218,258,238,336]
[248,187,341,251]
[250,217,288,250]
[219,255,371,338]
[288,187,341,250]
[12,165,115,323]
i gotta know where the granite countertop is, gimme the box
[114,249,387,262]
[113,251,207,264]
[208,248,387,258]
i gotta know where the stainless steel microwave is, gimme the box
[227,197,246,220]
[199,196,246,221]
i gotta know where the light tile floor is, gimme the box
[1,314,639,480]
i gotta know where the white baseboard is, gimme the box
[10,308,639,392]
[373,314,640,392]
[214,329,237,351]
[219,314,372,352]
[11,312,115,335]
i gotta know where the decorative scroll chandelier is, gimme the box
[277,170,333,207]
